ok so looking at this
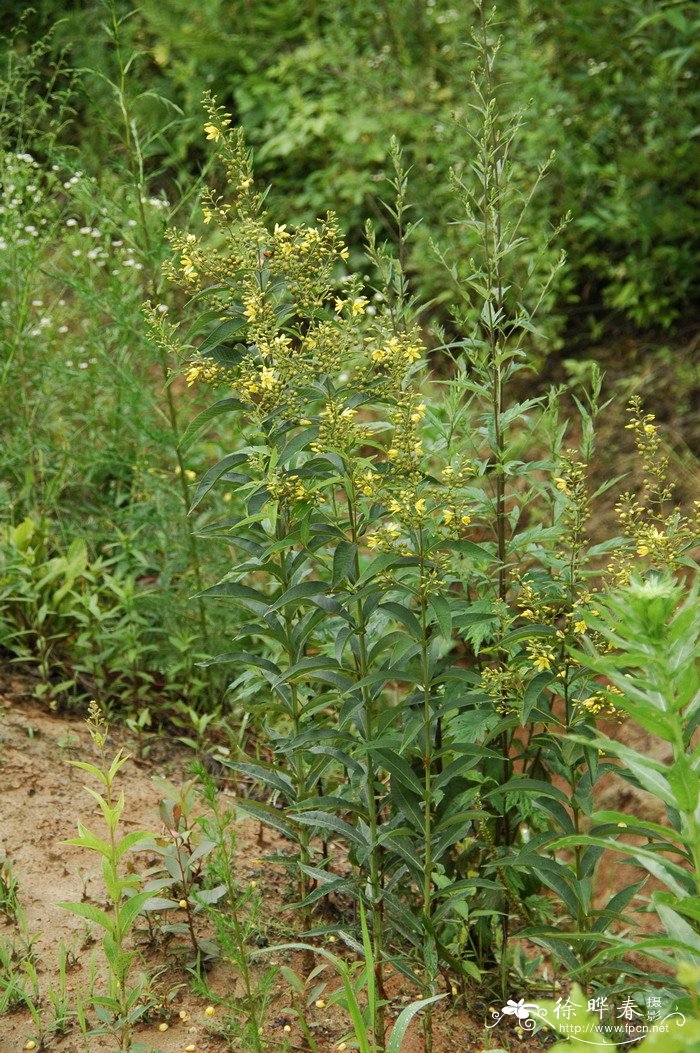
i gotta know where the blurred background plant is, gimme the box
[6,0,698,339]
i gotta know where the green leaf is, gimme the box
[500,623,559,646]
[441,539,497,562]
[198,316,246,355]
[119,891,158,934]
[267,581,326,612]
[372,747,424,798]
[380,601,422,640]
[189,453,247,511]
[332,540,357,586]
[235,798,298,842]
[178,397,244,454]
[114,829,151,863]
[198,582,268,614]
[522,671,554,724]
[59,901,114,934]
[484,777,569,804]
[201,650,280,674]
[387,995,447,1053]
[222,760,296,798]
[294,810,368,849]
[428,594,452,640]
[655,903,700,966]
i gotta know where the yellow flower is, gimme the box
[315,999,326,1009]
[179,899,188,909]
[180,255,197,279]
[443,509,454,524]
[574,620,587,635]
[387,448,399,460]
[202,207,212,224]
[204,123,220,142]
[460,514,472,526]
[239,177,253,190]
[158,1022,169,1032]
[25,1044,37,1052]
[351,296,369,316]
[204,1005,216,1018]
[259,367,277,391]
[637,544,650,556]
[555,478,568,492]
[415,498,427,515]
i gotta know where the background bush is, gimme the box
[9,0,700,337]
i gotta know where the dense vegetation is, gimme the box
[1,2,699,1052]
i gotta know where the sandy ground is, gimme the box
[0,679,554,1053]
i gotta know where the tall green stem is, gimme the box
[418,528,435,1053]
[347,485,385,1051]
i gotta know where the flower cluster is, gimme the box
[441,462,476,533]
[385,394,425,477]
[267,472,310,504]
[579,685,622,720]
[607,399,700,586]
[525,640,557,673]
[482,665,524,714]
[365,327,425,384]
[310,400,363,457]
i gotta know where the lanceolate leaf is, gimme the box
[178,397,244,454]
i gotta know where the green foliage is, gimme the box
[59,703,156,1050]
[559,576,700,970]
[156,15,694,1037]
[14,0,699,335]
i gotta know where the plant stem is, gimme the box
[418,528,435,1053]
[347,487,386,1051]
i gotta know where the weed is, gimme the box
[60,701,157,1050]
